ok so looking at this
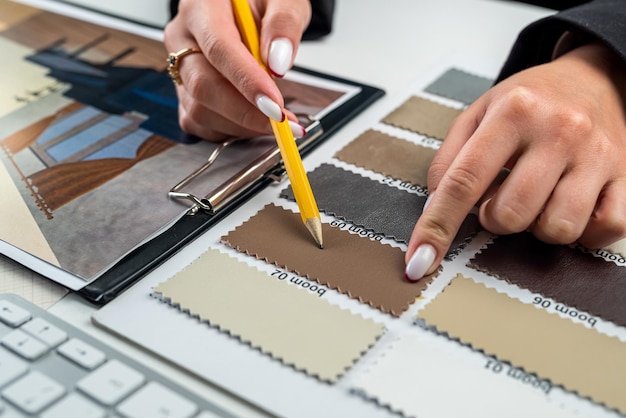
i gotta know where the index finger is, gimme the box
[404,104,517,281]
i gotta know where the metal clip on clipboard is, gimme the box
[168,117,323,214]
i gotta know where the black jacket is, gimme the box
[498,0,626,81]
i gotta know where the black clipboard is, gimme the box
[78,67,384,304]
[0,1,384,305]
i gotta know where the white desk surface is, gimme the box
[15,0,555,416]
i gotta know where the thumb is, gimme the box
[259,0,312,77]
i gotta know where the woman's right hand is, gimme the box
[164,0,312,141]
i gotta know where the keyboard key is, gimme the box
[2,371,65,414]
[58,338,106,369]
[40,393,106,418]
[116,382,198,418]
[21,317,68,347]
[0,301,31,328]
[0,349,29,387]
[1,329,49,360]
[77,359,145,406]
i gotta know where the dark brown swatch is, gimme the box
[221,203,436,317]
[469,232,626,327]
[382,96,462,140]
[281,163,481,256]
[334,129,436,187]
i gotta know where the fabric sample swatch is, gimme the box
[334,129,436,187]
[469,232,626,327]
[281,163,481,255]
[221,203,436,317]
[418,274,626,414]
[424,67,493,105]
[382,96,462,140]
[153,248,384,382]
[353,334,578,418]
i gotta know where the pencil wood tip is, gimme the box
[305,217,323,249]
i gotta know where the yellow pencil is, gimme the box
[231,0,323,248]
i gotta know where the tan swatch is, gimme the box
[382,96,462,140]
[418,274,626,414]
[221,204,436,317]
[334,129,436,187]
[154,248,384,382]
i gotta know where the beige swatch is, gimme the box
[419,274,626,414]
[334,129,436,187]
[154,248,384,382]
[222,204,436,317]
[353,334,578,418]
[382,96,462,140]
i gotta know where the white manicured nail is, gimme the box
[268,37,293,77]
[289,120,306,139]
[256,95,283,121]
[405,244,436,282]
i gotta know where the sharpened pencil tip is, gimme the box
[305,217,323,249]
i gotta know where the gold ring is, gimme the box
[167,47,201,85]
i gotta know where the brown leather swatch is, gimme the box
[469,232,626,327]
[280,163,481,255]
[419,274,626,414]
[221,203,436,317]
[382,96,462,140]
[334,129,436,187]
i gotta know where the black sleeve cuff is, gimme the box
[497,0,626,82]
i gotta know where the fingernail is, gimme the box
[268,37,293,77]
[405,244,436,282]
[423,192,434,211]
[256,95,284,121]
[289,120,306,139]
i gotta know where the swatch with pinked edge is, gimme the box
[353,333,579,418]
[280,163,481,256]
[418,274,626,414]
[221,203,437,317]
[153,248,384,382]
[382,96,462,140]
[424,67,493,105]
[334,129,436,188]
[469,232,626,328]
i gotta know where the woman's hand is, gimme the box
[405,41,626,281]
[164,0,311,141]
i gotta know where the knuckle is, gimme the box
[267,3,312,28]
[201,33,229,66]
[183,68,208,100]
[177,111,195,134]
[487,200,531,234]
[499,86,539,118]
[536,217,582,245]
[595,209,626,238]
[442,164,483,201]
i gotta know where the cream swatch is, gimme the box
[418,274,626,414]
[353,334,578,418]
[154,248,385,382]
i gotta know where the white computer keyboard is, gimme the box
[0,293,234,418]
